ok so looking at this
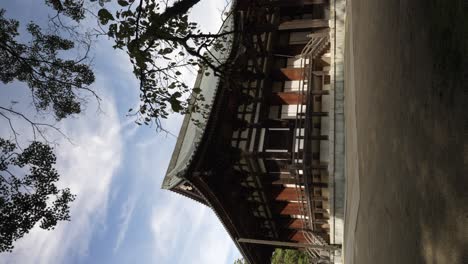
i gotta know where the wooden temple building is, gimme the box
[163,0,342,263]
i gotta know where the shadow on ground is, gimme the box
[346,0,468,263]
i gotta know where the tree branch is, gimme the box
[0,106,73,146]
[0,112,20,148]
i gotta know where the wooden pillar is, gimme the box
[311,181,328,187]
[311,90,330,95]
[247,119,294,129]
[313,208,328,214]
[254,151,292,159]
[295,134,328,140]
[289,162,328,170]
[278,19,329,31]
[310,196,328,201]
[312,70,330,76]
[310,135,329,140]
[299,111,328,117]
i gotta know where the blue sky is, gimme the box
[0,1,241,263]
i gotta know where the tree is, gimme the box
[233,258,247,264]
[0,0,271,251]
[0,139,75,252]
[0,9,96,122]
[271,248,312,264]
[46,0,254,130]
[0,6,95,252]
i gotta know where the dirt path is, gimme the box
[344,1,468,263]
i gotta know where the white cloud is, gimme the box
[0,92,124,264]
[147,3,240,261]
[150,195,208,258]
[150,193,238,264]
[0,1,239,263]
[113,195,138,253]
[190,0,231,33]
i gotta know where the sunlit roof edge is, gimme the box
[161,9,236,190]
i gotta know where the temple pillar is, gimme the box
[310,135,329,140]
[278,19,329,31]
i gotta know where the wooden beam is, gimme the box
[311,135,329,140]
[313,208,329,214]
[289,162,328,170]
[298,111,329,116]
[310,90,330,95]
[279,19,329,31]
[265,0,326,7]
[311,196,329,201]
[312,70,329,76]
[238,238,340,250]
[274,44,306,56]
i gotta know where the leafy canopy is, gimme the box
[0,5,95,252]
[0,139,75,252]
[0,0,234,252]
[48,0,233,129]
[271,248,312,264]
[0,9,95,120]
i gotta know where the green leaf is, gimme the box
[117,0,129,6]
[98,9,114,25]
[170,99,183,112]
[158,48,173,55]
[169,92,183,112]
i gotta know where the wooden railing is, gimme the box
[289,34,331,261]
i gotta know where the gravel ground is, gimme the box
[344,0,468,263]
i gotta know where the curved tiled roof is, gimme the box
[162,12,236,190]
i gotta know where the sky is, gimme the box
[0,1,241,263]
